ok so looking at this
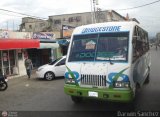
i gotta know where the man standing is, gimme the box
[24,57,33,79]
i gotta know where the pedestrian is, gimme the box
[24,57,33,79]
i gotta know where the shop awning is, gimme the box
[39,43,59,49]
[57,39,70,46]
[0,39,40,50]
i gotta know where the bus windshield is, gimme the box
[68,32,129,62]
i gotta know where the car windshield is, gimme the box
[68,32,129,62]
[49,57,62,65]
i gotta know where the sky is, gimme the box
[0,0,160,38]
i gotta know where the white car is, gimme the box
[36,56,66,81]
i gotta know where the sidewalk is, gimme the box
[7,69,37,80]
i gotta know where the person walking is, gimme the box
[24,57,33,79]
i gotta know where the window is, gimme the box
[132,26,149,62]
[29,25,32,29]
[68,17,74,22]
[40,23,45,27]
[68,16,81,22]
[49,57,62,65]
[54,19,61,24]
[76,16,81,22]
[68,32,129,62]
[69,34,98,61]
[96,33,128,61]
[56,58,66,66]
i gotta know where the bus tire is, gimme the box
[135,83,140,97]
[71,96,83,103]
[144,67,150,84]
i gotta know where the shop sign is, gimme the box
[33,32,55,39]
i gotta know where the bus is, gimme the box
[64,21,151,103]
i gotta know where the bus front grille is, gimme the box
[81,74,106,87]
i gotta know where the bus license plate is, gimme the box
[88,91,98,97]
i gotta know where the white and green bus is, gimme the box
[64,21,151,103]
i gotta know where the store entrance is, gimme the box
[27,49,51,68]
[0,50,17,76]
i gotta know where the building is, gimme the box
[20,17,61,38]
[20,10,127,38]
[20,17,49,32]
[0,31,61,77]
[48,10,126,32]
[156,32,160,45]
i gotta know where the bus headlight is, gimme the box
[65,78,75,84]
[114,81,130,88]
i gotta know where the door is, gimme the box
[54,58,66,77]
[0,50,16,76]
[2,51,9,75]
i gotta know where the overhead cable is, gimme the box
[0,8,47,20]
[115,0,160,10]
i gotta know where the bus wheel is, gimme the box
[135,83,140,97]
[71,96,83,103]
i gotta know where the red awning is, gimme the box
[0,39,40,50]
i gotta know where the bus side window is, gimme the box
[132,36,137,62]
[132,26,148,63]
[132,26,141,63]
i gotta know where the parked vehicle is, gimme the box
[0,75,8,91]
[36,56,66,81]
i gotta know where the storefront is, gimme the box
[0,31,62,77]
[0,50,17,75]
[27,40,60,67]
[0,39,40,76]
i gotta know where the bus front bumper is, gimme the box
[64,85,134,102]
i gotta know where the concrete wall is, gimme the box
[16,50,26,76]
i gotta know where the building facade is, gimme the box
[48,10,126,32]
[20,10,127,38]
[0,31,61,78]
[156,32,160,45]
[20,17,49,32]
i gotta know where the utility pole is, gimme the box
[6,21,8,30]
[90,0,94,23]
[93,0,96,23]
[13,20,14,31]
[90,0,98,23]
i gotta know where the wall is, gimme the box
[16,50,26,76]
[0,31,32,39]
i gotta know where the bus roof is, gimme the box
[72,21,140,35]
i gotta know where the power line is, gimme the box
[115,0,160,10]
[0,12,24,18]
[0,8,47,20]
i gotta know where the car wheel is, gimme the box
[44,72,55,81]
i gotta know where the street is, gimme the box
[0,47,160,116]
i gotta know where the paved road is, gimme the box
[0,47,160,116]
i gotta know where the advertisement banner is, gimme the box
[62,25,75,38]
[33,32,55,40]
